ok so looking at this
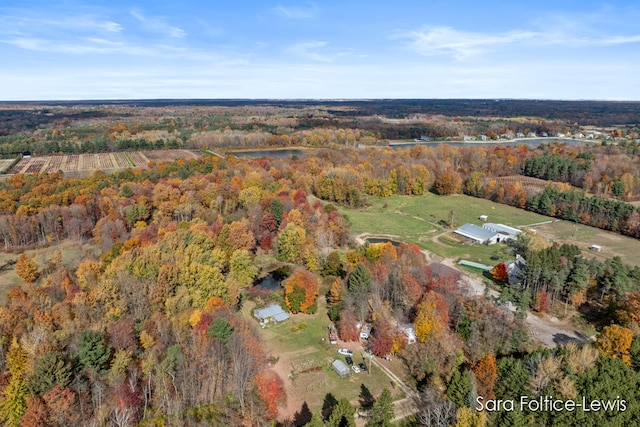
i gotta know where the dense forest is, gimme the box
[2,100,640,157]
[1,102,640,426]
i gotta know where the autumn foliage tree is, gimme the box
[595,324,634,365]
[471,354,498,400]
[16,253,39,283]
[433,169,463,195]
[492,262,508,282]
[370,318,394,357]
[337,307,360,342]
[283,269,319,314]
[254,370,286,419]
[414,291,449,342]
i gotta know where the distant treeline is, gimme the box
[4,99,640,125]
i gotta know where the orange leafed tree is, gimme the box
[433,169,463,195]
[595,324,634,366]
[471,354,497,400]
[254,370,286,419]
[337,308,360,342]
[16,253,39,283]
[492,262,508,282]
[283,269,319,314]
[328,278,344,305]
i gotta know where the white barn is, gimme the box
[454,223,500,245]
[482,223,521,241]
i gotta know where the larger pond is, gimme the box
[229,149,307,158]
[390,137,595,149]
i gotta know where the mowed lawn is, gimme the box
[533,220,640,267]
[341,193,548,235]
[248,298,404,417]
[337,193,549,264]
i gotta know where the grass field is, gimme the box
[532,220,640,266]
[0,240,97,300]
[337,192,640,267]
[243,297,404,419]
[338,193,549,264]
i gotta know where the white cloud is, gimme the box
[397,24,640,59]
[397,26,536,59]
[287,41,332,62]
[130,9,186,38]
[0,14,123,36]
[271,4,317,19]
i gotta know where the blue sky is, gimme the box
[1,1,639,100]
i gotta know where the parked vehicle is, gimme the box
[337,348,354,356]
[358,363,368,371]
[345,356,353,365]
[352,365,361,373]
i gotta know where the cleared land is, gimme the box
[339,193,640,266]
[531,220,640,266]
[0,240,97,300]
[243,298,404,421]
[0,159,17,173]
[338,193,549,265]
[4,149,201,174]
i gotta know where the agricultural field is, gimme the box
[3,149,201,175]
[0,159,17,173]
[494,174,550,190]
[245,298,405,420]
[142,149,201,162]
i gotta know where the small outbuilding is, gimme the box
[254,304,290,324]
[360,323,372,340]
[332,359,350,378]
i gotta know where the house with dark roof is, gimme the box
[506,254,526,285]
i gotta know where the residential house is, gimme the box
[254,304,290,324]
[506,254,526,285]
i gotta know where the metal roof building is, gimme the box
[454,223,499,245]
[332,359,350,377]
[482,223,521,239]
[254,304,290,323]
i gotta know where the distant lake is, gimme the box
[390,137,596,149]
[229,149,307,158]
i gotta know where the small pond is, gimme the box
[252,267,291,291]
[365,237,403,247]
